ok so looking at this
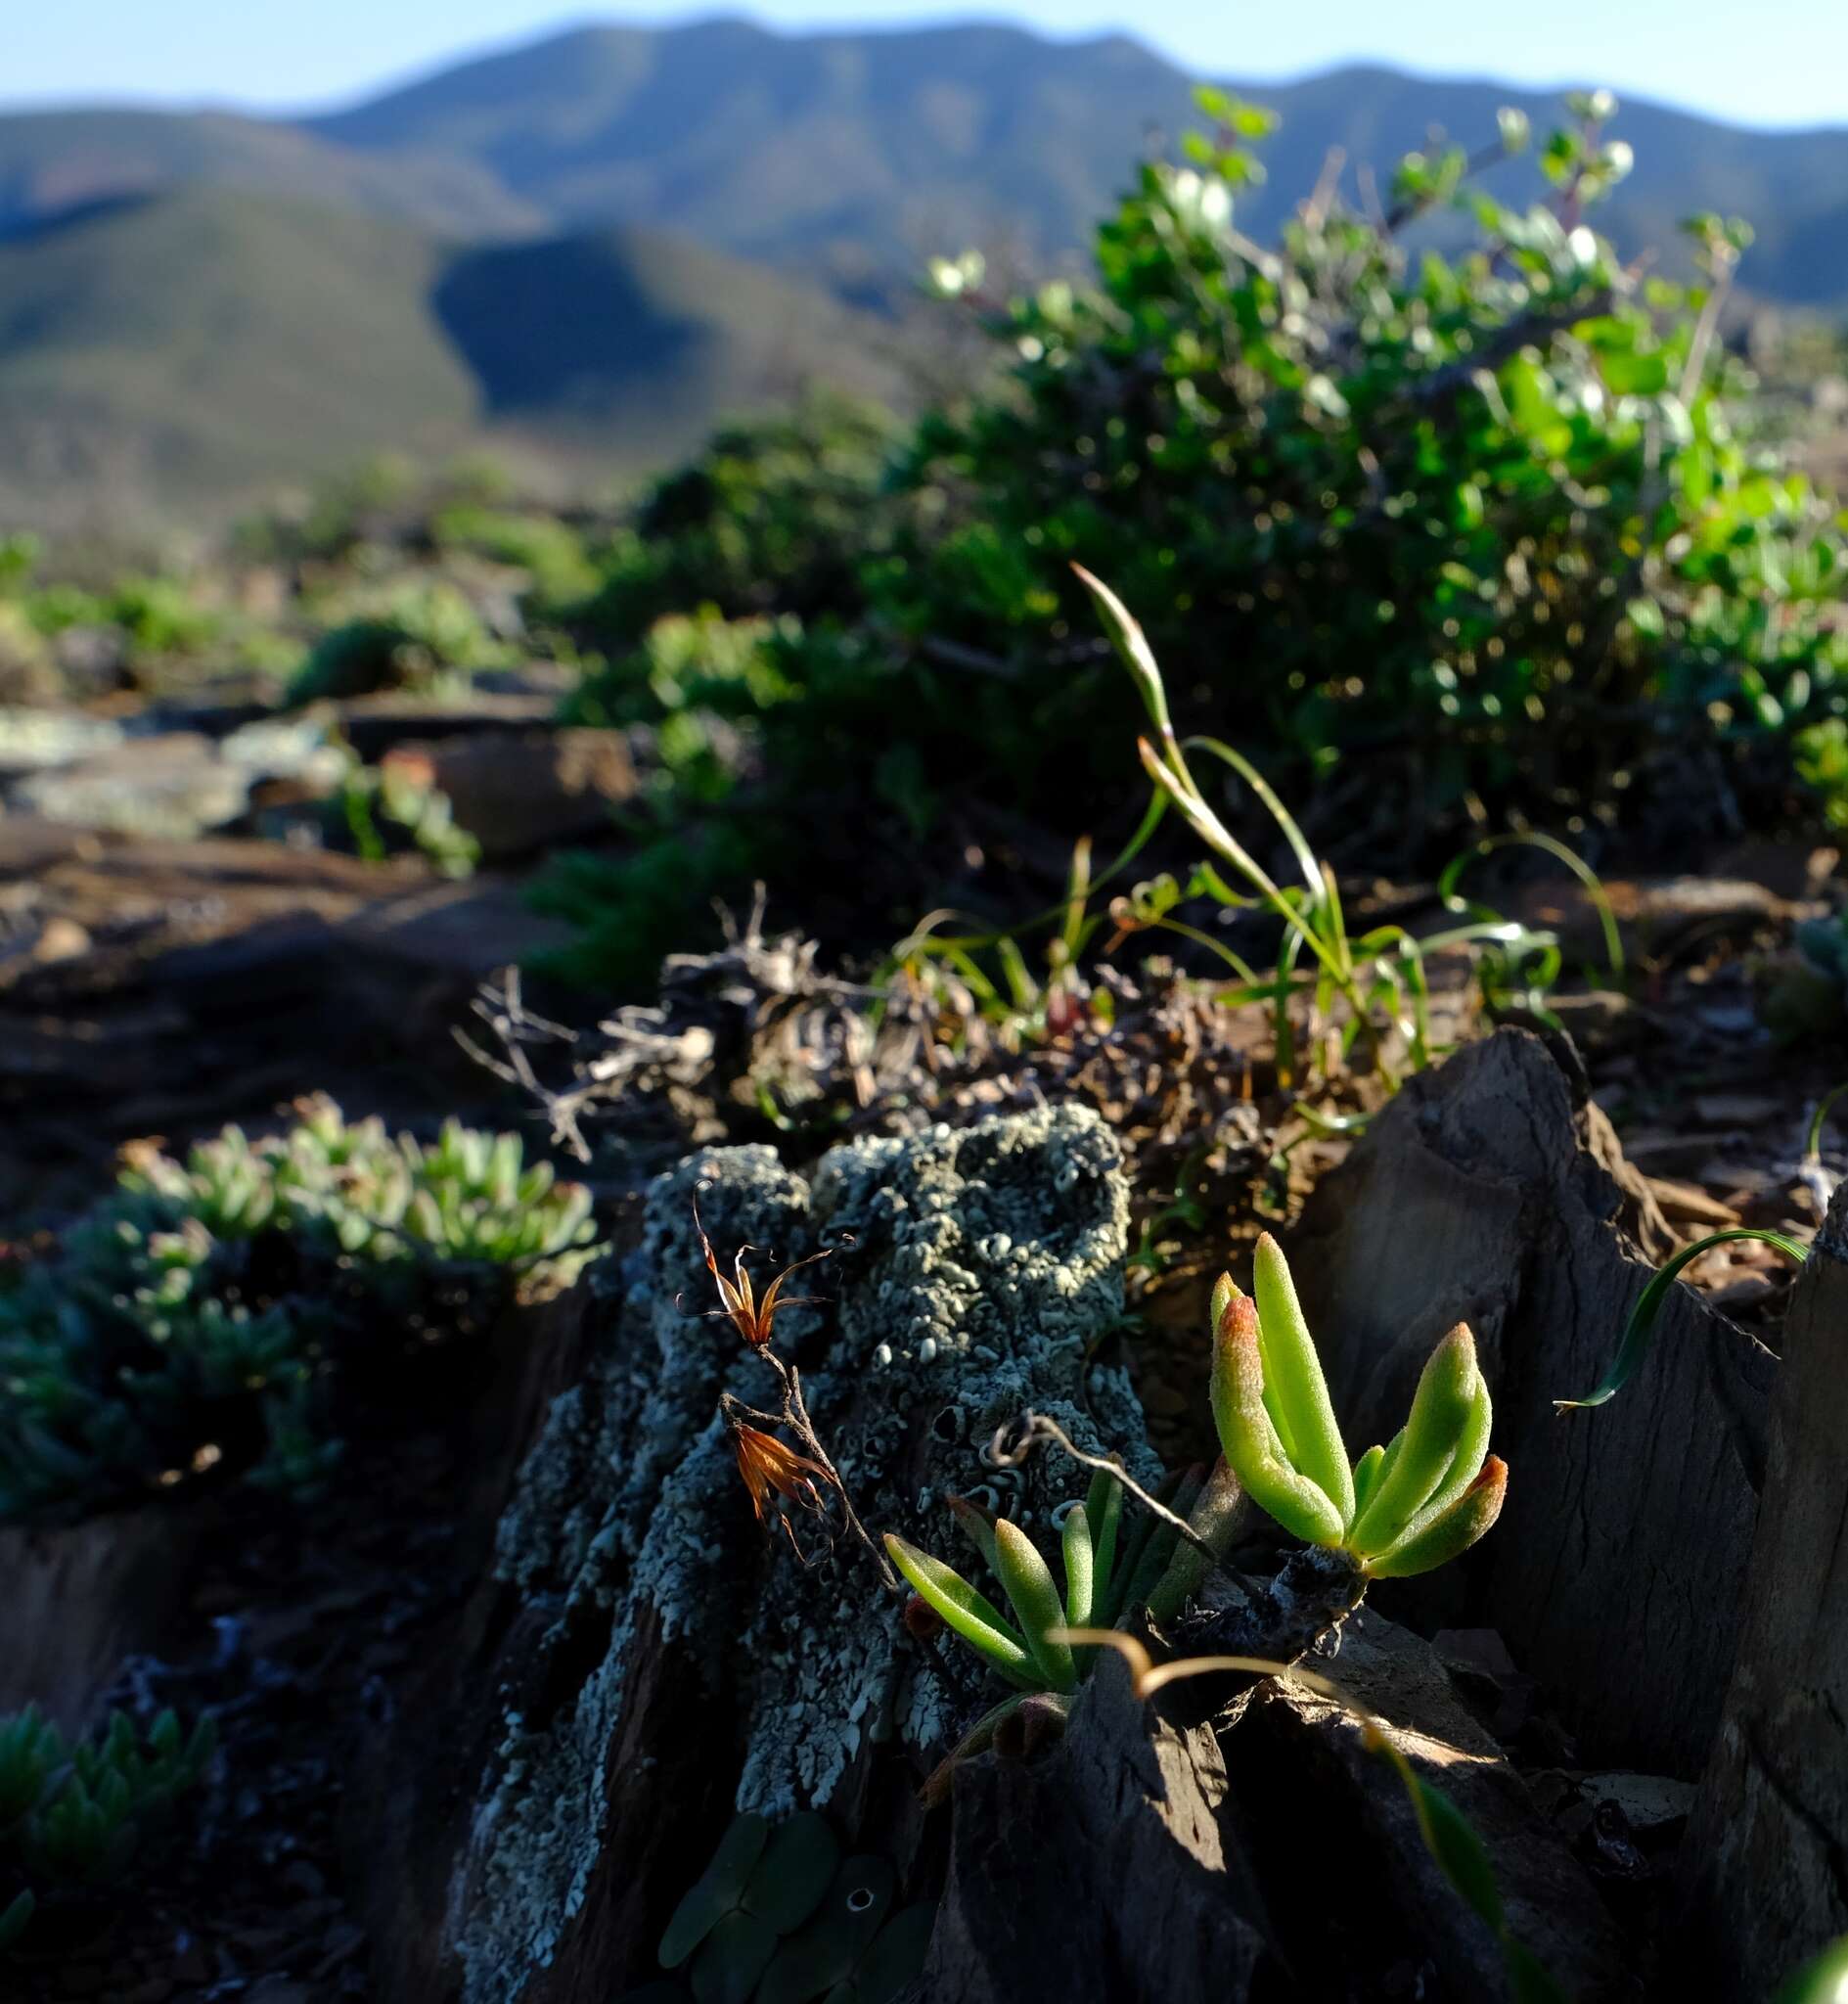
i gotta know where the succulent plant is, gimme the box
[0,1704,214,1947]
[0,1099,600,1521]
[647,1813,931,2004]
[884,1450,1238,1708]
[1211,1235,1506,1580]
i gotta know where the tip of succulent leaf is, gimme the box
[1217,1290,1261,1348]
[1209,1271,1240,1329]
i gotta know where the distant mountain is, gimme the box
[301,20,1848,305]
[0,188,906,531]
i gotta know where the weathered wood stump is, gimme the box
[1679,1179,1848,1997]
[1288,1028,1772,1776]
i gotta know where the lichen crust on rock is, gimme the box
[453,1103,1155,1999]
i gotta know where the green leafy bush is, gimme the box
[288,580,511,704]
[566,394,897,664]
[0,1100,598,1521]
[0,1703,214,1948]
[545,91,1848,983]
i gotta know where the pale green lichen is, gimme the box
[454,1104,1156,2001]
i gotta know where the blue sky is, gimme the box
[8,1,1848,128]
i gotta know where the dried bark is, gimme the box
[1288,1028,1772,1775]
[915,1613,1623,2004]
[1679,1179,1848,1998]
[0,1505,212,1731]
[916,1648,1275,2004]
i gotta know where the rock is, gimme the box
[1287,1029,1772,1776]
[333,691,560,763]
[30,916,90,963]
[13,734,249,841]
[0,815,105,877]
[0,707,124,775]
[380,728,636,860]
[1679,1180,1848,1995]
[361,1105,1155,2004]
[338,878,576,976]
[921,1647,1273,2003]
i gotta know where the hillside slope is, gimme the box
[0,188,909,529]
[0,107,542,240]
[0,189,477,525]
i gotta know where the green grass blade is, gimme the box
[1439,831,1625,985]
[1555,1229,1810,1411]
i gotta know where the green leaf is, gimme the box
[1210,1296,1346,1548]
[1351,1442,1387,1520]
[1084,1465,1123,1605]
[993,1520,1078,1693]
[882,1535,1036,1684]
[660,1813,770,1968]
[1412,1776,1504,1931]
[1349,1326,1482,1558]
[1365,1459,1508,1578]
[1061,1502,1097,1629]
[1252,1234,1355,1525]
[1773,1935,1848,2004]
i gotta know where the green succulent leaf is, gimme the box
[992,1519,1078,1693]
[1060,1502,1097,1629]
[1210,1296,1346,1548]
[660,1813,770,1968]
[1252,1234,1355,1525]
[1083,1464,1123,1605]
[882,1534,1036,1685]
[1349,1325,1482,1558]
[1351,1441,1387,1520]
[1366,1459,1508,1578]
[1773,1935,1848,2004]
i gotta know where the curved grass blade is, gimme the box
[1439,831,1625,985]
[1555,1229,1810,1411]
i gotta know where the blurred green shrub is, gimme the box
[288,580,511,704]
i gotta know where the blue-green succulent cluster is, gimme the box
[0,1704,215,1951]
[635,1811,932,2004]
[0,1098,598,1520]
